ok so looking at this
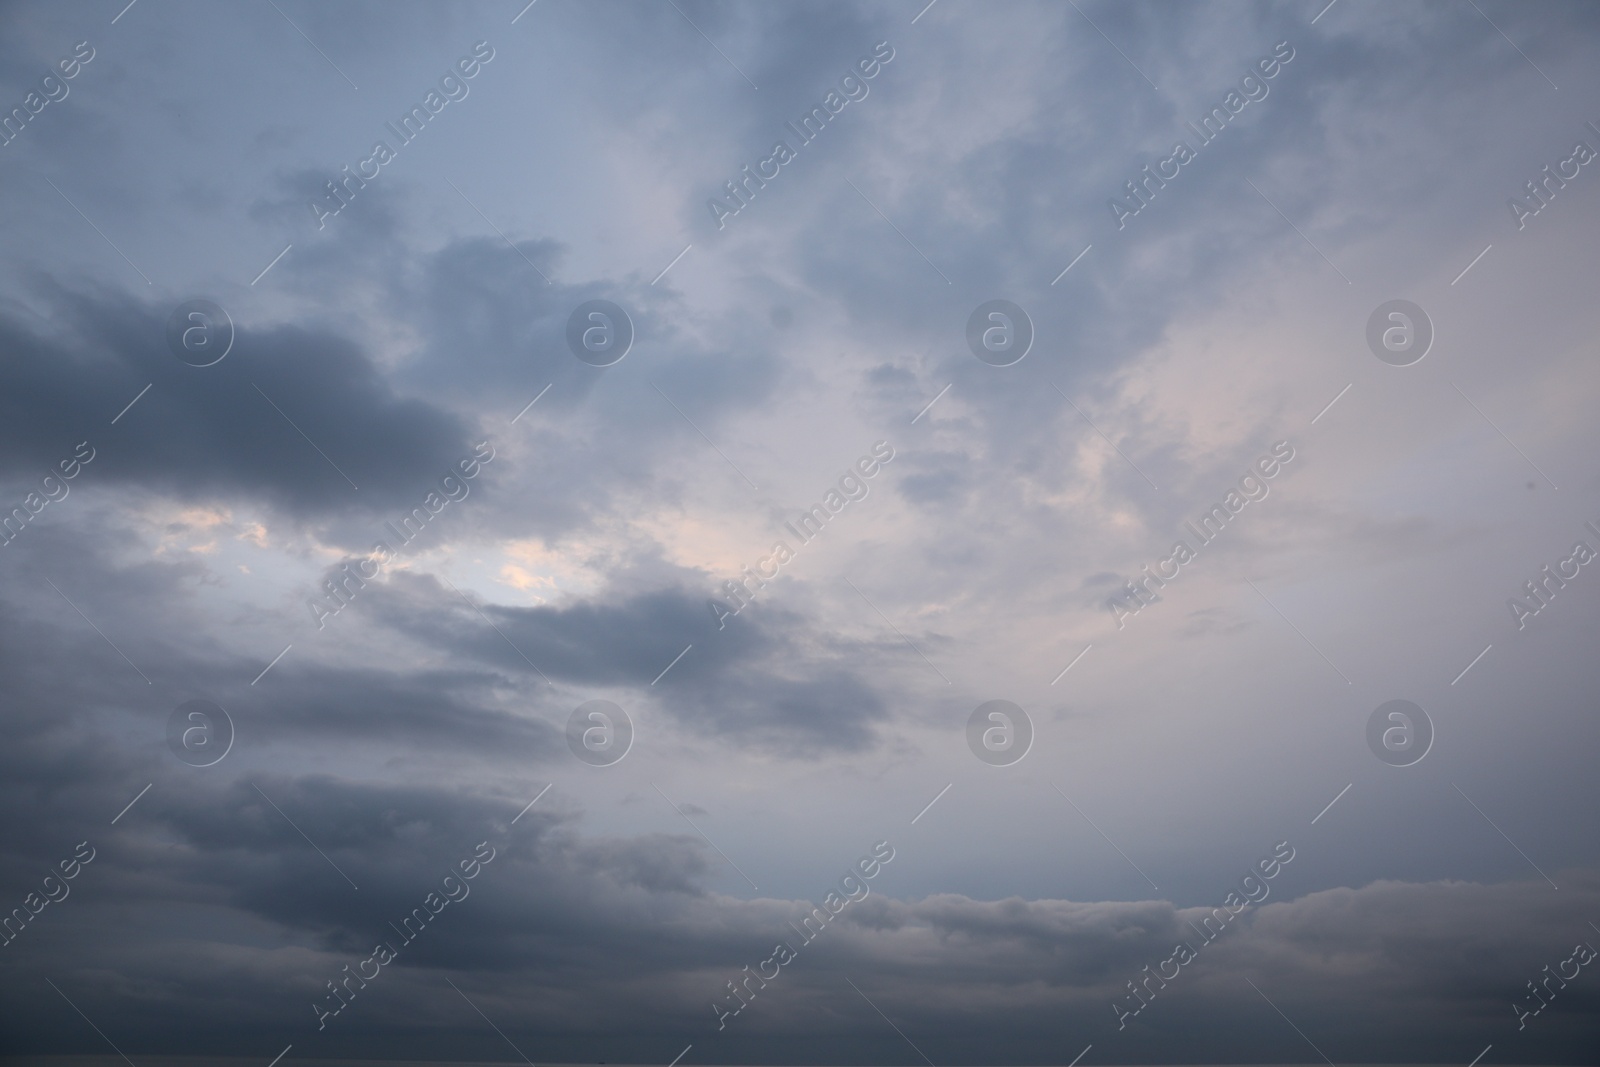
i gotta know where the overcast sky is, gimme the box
[1,0,1598,1064]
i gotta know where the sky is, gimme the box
[0,0,1598,1063]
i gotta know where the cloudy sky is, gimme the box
[1,0,1598,1063]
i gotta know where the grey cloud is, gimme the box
[0,285,478,519]
[363,572,892,754]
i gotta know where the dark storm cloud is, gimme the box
[4,768,1595,1063]
[362,571,891,753]
[0,526,565,827]
[220,658,564,758]
[0,283,478,518]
